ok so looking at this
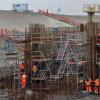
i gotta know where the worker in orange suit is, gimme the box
[94,78,99,95]
[19,63,26,76]
[85,78,91,93]
[21,73,28,89]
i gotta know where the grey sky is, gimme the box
[0,0,100,15]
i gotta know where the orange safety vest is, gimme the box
[95,79,99,86]
[85,79,91,86]
[22,74,27,80]
[85,79,91,93]
[21,74,27,88]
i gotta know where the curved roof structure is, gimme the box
[0,10,74,32]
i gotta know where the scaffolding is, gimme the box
[22,24,88,99]
[0,23,90,99]
[0,9,100,99]
[96,24,100,79]
[0,28,26,99]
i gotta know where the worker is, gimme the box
[21,73,28,89]
[19,62,26,75]
[85,78,91,93]
[79,79,87,91]
[94,78,99,95]
[32,65,38,73]
[19,62,26,70]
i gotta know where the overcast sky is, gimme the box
[0,0,100,15]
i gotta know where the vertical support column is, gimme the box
[87,12,96,79]
[24,27,32,88]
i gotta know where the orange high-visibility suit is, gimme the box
[21,74,27,88]
[85,79,91,93]
[94,79,99,94]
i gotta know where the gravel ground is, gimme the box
[78,95,100,100]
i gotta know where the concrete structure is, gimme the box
[0,10,75,32]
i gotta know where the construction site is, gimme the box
[0,2,100,100]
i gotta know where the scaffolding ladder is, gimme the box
[56,42,68,60]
